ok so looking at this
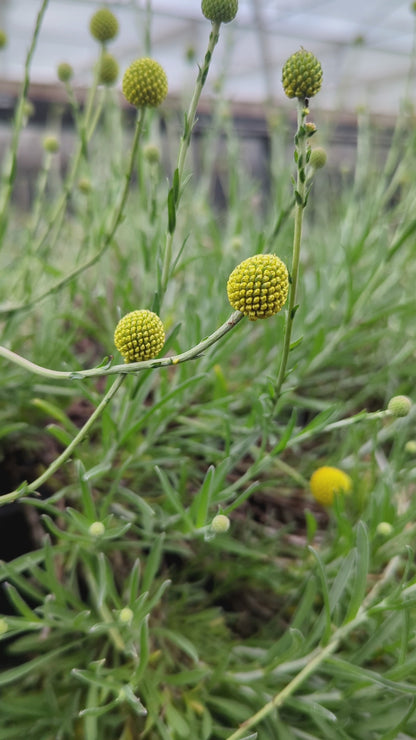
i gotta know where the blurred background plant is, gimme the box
[0,1,416,739]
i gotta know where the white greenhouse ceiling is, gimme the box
[0,0,414,116]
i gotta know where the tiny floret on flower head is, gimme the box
[57,62,73,83]
[387,395,412,417]
[211,514,230,533]
[89,8,119,43]
[122,58,168,108]
[201,0,238,24]
[114,310,165,363]
[282,48,323,100]
[310,466,352,506]
[227,253,289,321]
[98,52,119,85]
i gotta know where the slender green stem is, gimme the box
[0,108,146,317]
[225,555,402,740]
[83,566,126,652]
[30,71,104,258]
[160,21,221,297]
[144,0,152,56]
[0,375,126,506]
[0,311,244,380]
[274,100,309,403]
[64,78,86,149]
[0,0,50,241]
[291,409,390,448]
[29,151,55,240]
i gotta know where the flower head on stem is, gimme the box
[274,51,323,406]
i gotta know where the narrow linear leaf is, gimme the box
[172,167,180,203]
[167,187,176,234]
[345,521,369,622]
[308,547,332,643]
[141,532,165,593]
[0,642,78,687]
[4,583,41,622]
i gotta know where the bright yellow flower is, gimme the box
[310,466,352,506]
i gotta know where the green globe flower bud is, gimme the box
[143,143,161,165]
[89,521,105,537]
[89,8,119,43]
[305,122,317,136]
[376,522,393,537]
[309,147,327,169]
[114,310,165,363]
[230,235,243,251]
[23,100,35,119]
[282,48,323,100]
[77,177,92,194]
[405,440,416,454]
[119,607,134,624]
[98,52,119,85]
[57,62,73,83]
[185,45,196,63]
[43,135,59,154]
[0,30,8,49]
[387,395,412,418]
[211,514,230,533]
[201,0,238,23]
[122,58,168,108]
[227,253,289,321]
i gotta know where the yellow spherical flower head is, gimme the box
[227,254,289,321]
[98,52,119,85]
[282,48,323,100]
[89,8,119,43]
[114,310,165,363]
[122,58,168,108]
[201,0,238,24]
[310,466,352,507]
